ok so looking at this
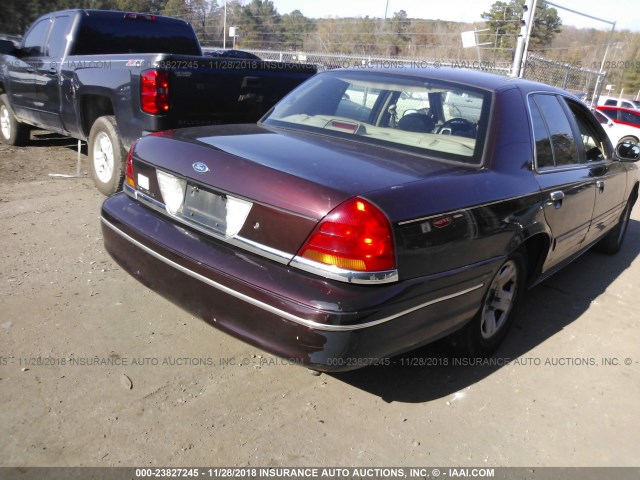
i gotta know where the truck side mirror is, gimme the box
[616,142,640,162]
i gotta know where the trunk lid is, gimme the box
[130,124,468,260]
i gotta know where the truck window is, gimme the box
[47,15,72,58]
[72,14,200,56]
[22,18,50,57]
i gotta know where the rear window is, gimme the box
[72,13,200,56]
[262,70,491,165]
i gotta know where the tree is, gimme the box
[387,10,411,56]
[481,0,562,53]
[281,9,315,50]
[236,0,281,49]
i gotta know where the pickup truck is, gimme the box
[0,9,316,194]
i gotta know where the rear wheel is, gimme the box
[449,250,526,358]
[595,199,633,255]
[0,94,30,146]
[89,115,125,196]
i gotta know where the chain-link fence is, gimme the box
[523,54,605,101]
[238,49,512,75]
[227,48,606,102]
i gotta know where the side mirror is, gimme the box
[616,142,640,162]
[0,39,18,55]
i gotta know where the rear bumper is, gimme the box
[102,193,499,371]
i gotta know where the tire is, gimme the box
[594,199,633,255]
[448,250,527,358]
[0,94,30,146]
[89,115,125,196]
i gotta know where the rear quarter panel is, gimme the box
[365,86,546,280]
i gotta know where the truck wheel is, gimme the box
[448,250,526,358]
[0,94,30,146]
[89,115,125,196]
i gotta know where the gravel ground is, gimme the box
[1,133,639,469]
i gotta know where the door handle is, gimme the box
[550,190,564,209]
[596,180,605,193]
[26,67,35,73]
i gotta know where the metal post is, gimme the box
[511,0,535,77]
[223,1,227,49]
[520,0,538,77]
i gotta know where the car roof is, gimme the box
[328,67,574,96]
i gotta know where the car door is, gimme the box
[528,94,596,270]
[34,14,73,132]
[564,99,627,246]
[7,17,51,124]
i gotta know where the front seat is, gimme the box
[397,113,435,133]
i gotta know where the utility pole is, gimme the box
[510,0,536,77]
[223,1,227,49]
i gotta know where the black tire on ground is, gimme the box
[594,199,633,255]
[0,94,30,146]
[448,250,527,358]
[88,115,125,196]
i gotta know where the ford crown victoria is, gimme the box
[101,68,640,371]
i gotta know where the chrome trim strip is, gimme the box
[126,184,400,284]
[397,192,538,226]
[289,255,399,285]
[102,217,484,332]
[125,184,294,265]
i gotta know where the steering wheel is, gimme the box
[437,117,476,137]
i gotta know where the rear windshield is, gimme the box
[262,70,492,165]
[72,13,200,56]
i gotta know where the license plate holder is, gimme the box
[182,184,227,233]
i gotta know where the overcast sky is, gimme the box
[270,0,638,31]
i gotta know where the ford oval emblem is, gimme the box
[192,162,209,173]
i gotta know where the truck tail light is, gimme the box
[297,198,395,272]
[125,143,136,188]
[141,69,169,114]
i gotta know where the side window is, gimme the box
[335,86,380,123]
[604,99,617,106]
[528,98,554,169]
[47,15,72,58]
[22,19,51,57]
[621,110,640,126]
[565,99,610,162]
[594,111,608,124]
[532,94,579,167]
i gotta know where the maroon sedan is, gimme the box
[102,68,640,371]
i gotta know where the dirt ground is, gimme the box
[1,131,639,469]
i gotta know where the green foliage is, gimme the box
[236,0,281,49]
[481,0,562,52]
[280,10,315,50]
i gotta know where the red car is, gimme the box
[597,106,640,130]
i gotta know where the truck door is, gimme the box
[35,14,73,132]
[7,18,51,124]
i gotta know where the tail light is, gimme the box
[125,143,136,188]
[297,198,395,272]
[141,69,169,114]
